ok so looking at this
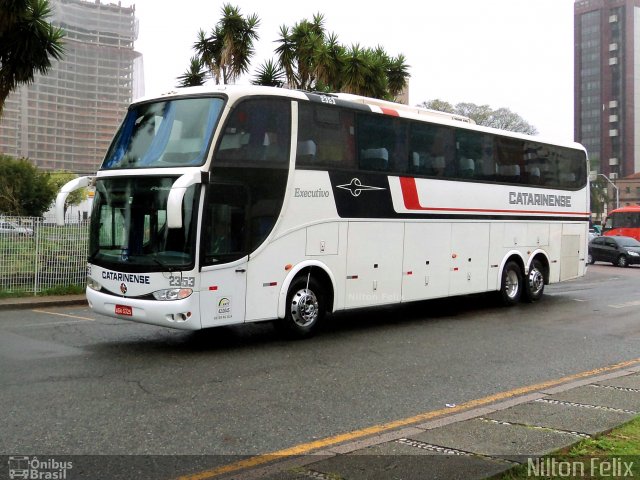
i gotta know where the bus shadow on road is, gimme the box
[90,292,555,355]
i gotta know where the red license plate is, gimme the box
[115,304,133,316]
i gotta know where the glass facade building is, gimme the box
[0,0,142,174]
[574,0,640,179]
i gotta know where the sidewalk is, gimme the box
[0,294,86,311]
[219,364,640,480]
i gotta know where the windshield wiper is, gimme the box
[152,255,175,273]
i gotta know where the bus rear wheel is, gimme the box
[500,261,522,306]
[279,276,325,338]
[523,259,545,302]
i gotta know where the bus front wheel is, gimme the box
[500,261,522,306]
[279,275,325,338]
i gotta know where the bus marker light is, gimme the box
[209,286,218,291]
[406,271,413,275]
[284,264,292,271]
[347,275,358,280]
[263,282,277,287]
[452,253,458,258]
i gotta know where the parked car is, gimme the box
[588,235,640,267]
[0,219,34,237]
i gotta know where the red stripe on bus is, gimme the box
[398,177,590,217]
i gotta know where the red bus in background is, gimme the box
[603,205,640,241]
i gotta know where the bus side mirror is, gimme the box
[167,171,205,229]
[55,176,93,225]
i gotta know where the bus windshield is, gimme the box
[89,177,199,272]
[102,97,224,169]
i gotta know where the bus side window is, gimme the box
[296,103,356,168]
[356,113,405,172]
[408,122,454,177]
[455,130,494,180]
[216,99,290,165]
[495,137,524,183]
[201,184,248,266]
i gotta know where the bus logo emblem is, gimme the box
[337,178,385,197]
[120,283,127,294]
[218,297,231,314]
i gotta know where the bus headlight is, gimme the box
[152,288,193,301]
[87,277,102,291]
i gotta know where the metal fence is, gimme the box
[0,216,88,294]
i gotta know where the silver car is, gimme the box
[0,220,34,237]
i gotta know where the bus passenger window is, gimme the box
[296,103,356,168]
[357,114,405,172]
[216,99,291,165]
[408,122,454,177]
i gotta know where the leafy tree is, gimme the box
[191,3,259,85]
[418,99,538,135]
[0,154,56,216]
[177,56,207,87]
[0,0,65,116]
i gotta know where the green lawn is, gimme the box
[498,416,640,479]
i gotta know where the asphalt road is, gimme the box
[1,264,639,461]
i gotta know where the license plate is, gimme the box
[115,304,133,316]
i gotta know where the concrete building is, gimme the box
[0,0,143,174]
[574,0,640,180]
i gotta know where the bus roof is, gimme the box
[331,92,475,125]
[135,85,586,153]
[607,205,640,214]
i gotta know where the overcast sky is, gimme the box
[124,0,575,141]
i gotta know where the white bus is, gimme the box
[57,85,589,337]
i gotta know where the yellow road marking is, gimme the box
[177,357,640,480]
[32,309,94,322]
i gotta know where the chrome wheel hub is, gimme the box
[528,268,544,295]
[290,289,319,327]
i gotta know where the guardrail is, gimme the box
[0,216,88,294]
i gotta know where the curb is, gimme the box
[0,295,87,311]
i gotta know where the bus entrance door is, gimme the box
[199,261,248,328]
[199,183,249,327]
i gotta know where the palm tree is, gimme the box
[192,4,259,85]
[386,54,410,100]
[0,0,65,116]
[251,59,285,87]
[271,15,409,100]
[275,13,338,91]
[177,56,207,87]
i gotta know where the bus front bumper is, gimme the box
[86,288,203,330]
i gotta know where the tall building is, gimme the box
[574,0,640,180]
[0,0,143,174]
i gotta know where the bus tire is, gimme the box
[278,276,325,338]
[500,261,522,306]
[523,259,545,302]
